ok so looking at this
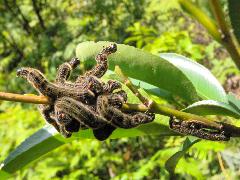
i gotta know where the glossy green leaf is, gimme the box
[106,70,174,101]
[76,41,199,103]
[183,100,240,118]
[228,0,240,43]
[159,53,227,102]
[0,121,176,178]
[130,78,174,101]
[165,137,200,175]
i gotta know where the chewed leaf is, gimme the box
[159,53,227,103]
[183,100,240,118]
[76,41,199,103]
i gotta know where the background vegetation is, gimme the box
[1,0,240,179]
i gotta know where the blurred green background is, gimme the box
[1,0,240,179]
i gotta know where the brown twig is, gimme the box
[0,92,49,104]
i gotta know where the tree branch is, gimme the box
[31,0,46,30]
[3,0,32,35]
[0,90,219,128]
[1,90,240,138]
[114,66,221,129]
[0,92,48,104]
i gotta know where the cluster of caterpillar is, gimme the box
[17,44,155,141]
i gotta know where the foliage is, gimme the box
[1,0,240,179]
[228,0,240,43]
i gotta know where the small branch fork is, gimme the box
[114,66,240,139]
[1,67,240,139]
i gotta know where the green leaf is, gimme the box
[227,93,240,112]
[159,53,227,103]
[228,0,240,43]
[165,137,200,175]
[106,71,174,101]
[130,78,174,101]
[183,100,240,118]
[76,41,199,103]
[0,122,176,178]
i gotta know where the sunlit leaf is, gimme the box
[106,71,174,102]
[76,41,199,103]
[165,137,200,175]
[183,100,240,118]
[159,53,227,103]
